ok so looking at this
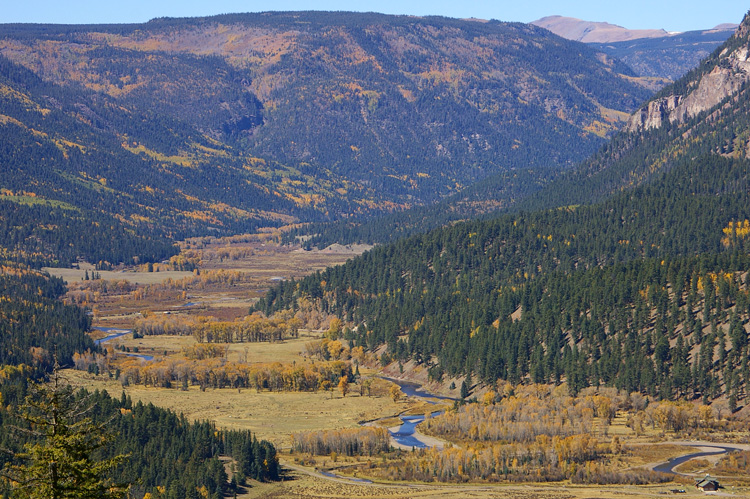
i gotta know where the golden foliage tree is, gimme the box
[338,376,349,397]
[389,384,402,402]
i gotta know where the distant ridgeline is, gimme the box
[590,28,737,81]
[258,15,750,404]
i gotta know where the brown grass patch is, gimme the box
[674,458,711,474]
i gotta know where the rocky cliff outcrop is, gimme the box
[626,95,682,131]
[628,17,750,132]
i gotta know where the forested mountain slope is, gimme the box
[0,12,654,264]
[289,22,748,247]
[258,14,750,406]
[284,167,551,248]
[283,16,745,249]
[0,54,355,265]
[518,15,750,213]
[591,28,736,81]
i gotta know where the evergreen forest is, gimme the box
[258,14,750,408]
[0,371,279,498]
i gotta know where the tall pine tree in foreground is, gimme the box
[1,368,129,499]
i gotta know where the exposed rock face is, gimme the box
[626,95,682,131]
[673,49,750,120]
[628,22,750,132]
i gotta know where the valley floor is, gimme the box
[54,235,750,497]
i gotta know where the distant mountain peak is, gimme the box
[712,23,740,31]
[531,15,668,43]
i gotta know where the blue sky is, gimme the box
[1,1,748,33]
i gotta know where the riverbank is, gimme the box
[379,377,455,449]
[388,423,446,451]
[649,441,750,474]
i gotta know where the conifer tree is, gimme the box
[1,367,129,499]
[460,380,469,400]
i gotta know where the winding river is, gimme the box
[93,327,154,361]
[89,333,744,480]
[383,378,456,403]
[88,339,740,468]
[384,378,745,470]
[381,377,456,449]
[654,444,741,474]
[93,327,131,345]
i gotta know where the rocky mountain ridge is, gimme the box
[627,18,750,132]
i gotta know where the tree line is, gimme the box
[292,427,391,457]
[133,311,301,344]
[92,355,356,394]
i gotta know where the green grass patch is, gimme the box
[1,195,79,211]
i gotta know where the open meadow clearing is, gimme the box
[65,369,408,447]
[43,265,196,285]
[46,236,368,324]
[106,331,325,365]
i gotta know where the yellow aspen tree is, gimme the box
[338,377,349,397]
